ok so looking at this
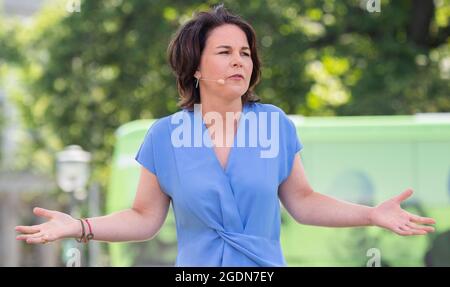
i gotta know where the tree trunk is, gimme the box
[408,0,435,47]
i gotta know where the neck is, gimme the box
[200,96,243,123]
[199,96,244,140]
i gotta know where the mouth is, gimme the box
[228,74,244,80]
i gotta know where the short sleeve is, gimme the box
[279,115,303,184]
[135,126,157,175]
[287,116,303,155]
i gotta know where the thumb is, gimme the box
[33,207,54,219]
[393,188,414,204]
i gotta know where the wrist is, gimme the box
[367,206,376,226]
[69,218,83,239]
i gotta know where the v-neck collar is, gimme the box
[199,102,249,174]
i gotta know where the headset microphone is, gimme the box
[198,78,226,85]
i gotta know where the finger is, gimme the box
[409,214,436,225]
[33,207,55,220]
[43,234,54,242]
[16,232,44,241]
[408,229,428,235]
[393,189,413,204]
[41,234,55,242]
[399,225,427,236]
[26,236,47,245]
[15,225,41,234]
[406,222,435,233]
[395,226,412,236]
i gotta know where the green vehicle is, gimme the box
[106,113,450,266]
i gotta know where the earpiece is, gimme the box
[197,77,226,85]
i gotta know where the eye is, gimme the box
[218,51,250,56]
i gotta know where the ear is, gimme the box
[194,71,201,79]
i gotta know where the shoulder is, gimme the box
[250,102,293,126]
[250,102,287,115]
[146,109,193,138]
[145,114,173,138]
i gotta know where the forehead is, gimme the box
[205,24,249,48]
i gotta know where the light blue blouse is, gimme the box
[135,102,303,266]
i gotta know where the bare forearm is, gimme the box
[71,208,160,242]
[288,191,374,227]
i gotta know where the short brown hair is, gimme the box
[167,4,261,111]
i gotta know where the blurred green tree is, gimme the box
[0,0,448,267]
[1,0,449,188]
[0,15,26,165]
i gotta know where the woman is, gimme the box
[15,5,436,267]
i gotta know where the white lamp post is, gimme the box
[56,145,92,267]
[56,145,91,201]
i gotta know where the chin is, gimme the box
[225,86,247,98]
[222,91,246,102]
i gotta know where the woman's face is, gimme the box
[195,24,253,103]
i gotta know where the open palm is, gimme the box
[370,189,436,236]
[15,207,79,244]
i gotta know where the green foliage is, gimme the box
[1,0,449,186]
[0,0,447,267]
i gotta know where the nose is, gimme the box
[230,52,244,68]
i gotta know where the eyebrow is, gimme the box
[215,45,250,50]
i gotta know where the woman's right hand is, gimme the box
[15,207,81,244]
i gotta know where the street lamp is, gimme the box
[56,145,92,267]
[56,145,91,201]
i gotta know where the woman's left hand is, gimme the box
[369,188,436,236]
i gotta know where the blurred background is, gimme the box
[0,0,449,267]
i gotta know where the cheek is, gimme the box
[207,59,229,75]
[246,62,253,83]
[245,60,253,74]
